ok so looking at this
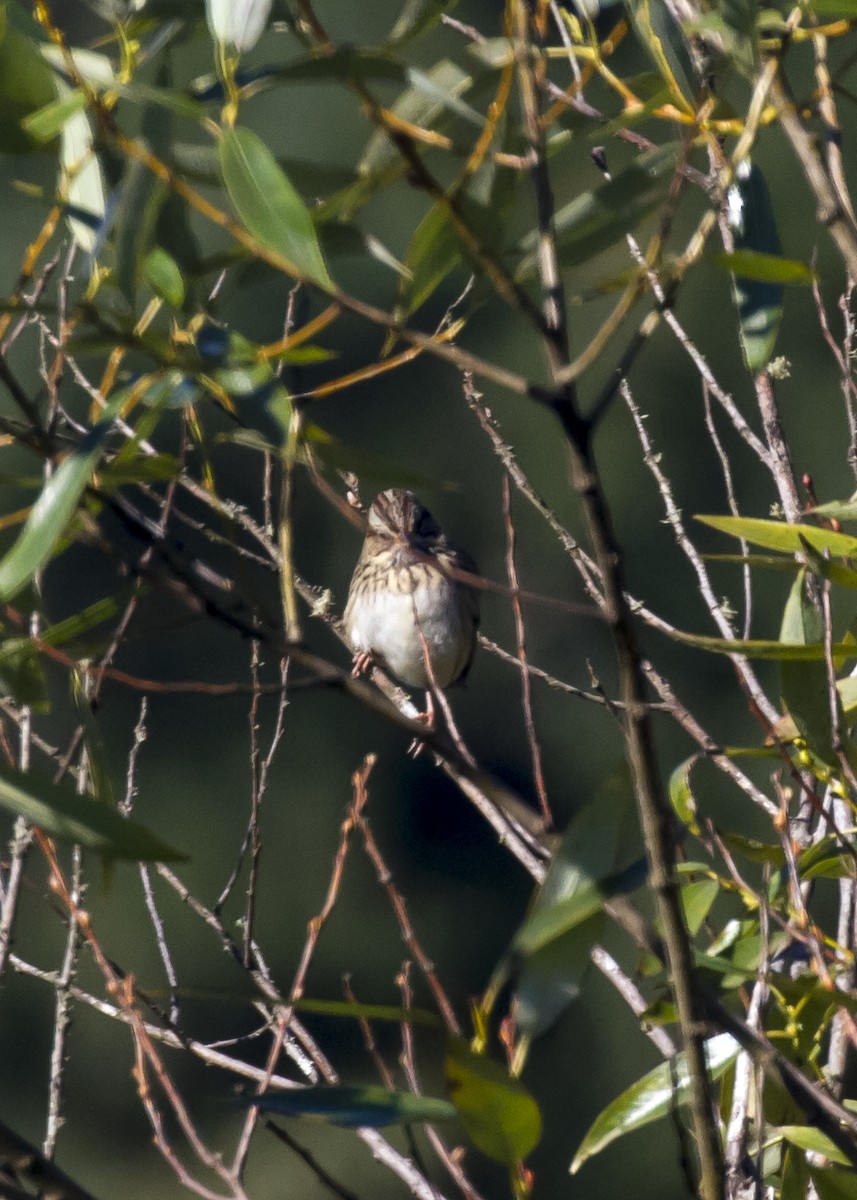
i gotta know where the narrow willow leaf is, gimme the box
[712,250,814,286]
[517,144,678,275]
[812,496,857,522]
[219,126,333,290]
[696,515,857,558]
[570,1034,740,1173]
[669,631,856,661]
[779,570,835,763]
[249,1084,456,1127]
[509,779,629,1038]
[0,389,128,600]
[0,638,49,711]
[726,161,784,370]
[446,1038,542,1163]
[359,59,473,176]
[0,763,186,862]
[779,1126,852,1167]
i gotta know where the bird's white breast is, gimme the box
[346,574,472,688]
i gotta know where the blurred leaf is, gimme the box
[718,832,784,867]
[388,0,452,43]
[20,90,86,144]
[118,79,207,119]
[113,156,169,304]
[249,1084,456,1127]
[671,631,855,661]
[509,780,629,1038]
[0,637,49,711]
[509,858,646,959]
[812,495,857,522]
[627,0,695,106]
[712,250,814,285]
[570,1034,740,1173]
[517,144,679,275]
[810,1166,857,1199]
[696,515,857,558]
[798,834,857,881]
[219,126,333,289]
[680,878,718,936]
[143,247,185,307]
[806,0,857,12]
[359,59,473,175]
[446,1038,541,1163]
[779,570,835,763]
[0,8,58,155]
[398,201,463,317]
[727,161,784,370]
[0,763,187,861]
[56,82,107,254]
[781,1147,811,1200]
[779,1126,852,1167]
[41,592,132,648]
[0,388,128,601]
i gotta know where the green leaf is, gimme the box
[805,0,857,12]
[810,1165,857,1200]
[143,247,185,307]
[219,126,333,290]
[681,878,718,936]
[812,496,857,522]
[0,763,186,862]
[779,1126,852,1167]
[669,756,698,828]
[250,1084,456,1128]
[509,778,629,1038]
[726,161,784,370]
[0,388,128,601]
[517,144,679,275]
[20,90,87,144]
[779,570,835,763]
[0,9,59,155]
[570,1034,740,1173]
[0,637,49,711]
[446,1038,542,1163]
[696,515,857,559]
[712,250,815,285]
[669,631,857,661]
[359,59,473,176]
[399,202,463,317]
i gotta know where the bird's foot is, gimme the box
[407,692,436,757]
[351,650,375,678]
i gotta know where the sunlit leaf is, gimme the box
[219,126,333,289]
[696,515,857,559]
[810,1165,857,1199]
[446,1038,541,1163]
[0,763,187,862]
[570,1034,740,1173]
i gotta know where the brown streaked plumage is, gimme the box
[343,489,480,691]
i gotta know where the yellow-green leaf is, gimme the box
[219,126,333,290]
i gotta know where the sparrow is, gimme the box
[343,489,480,695]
